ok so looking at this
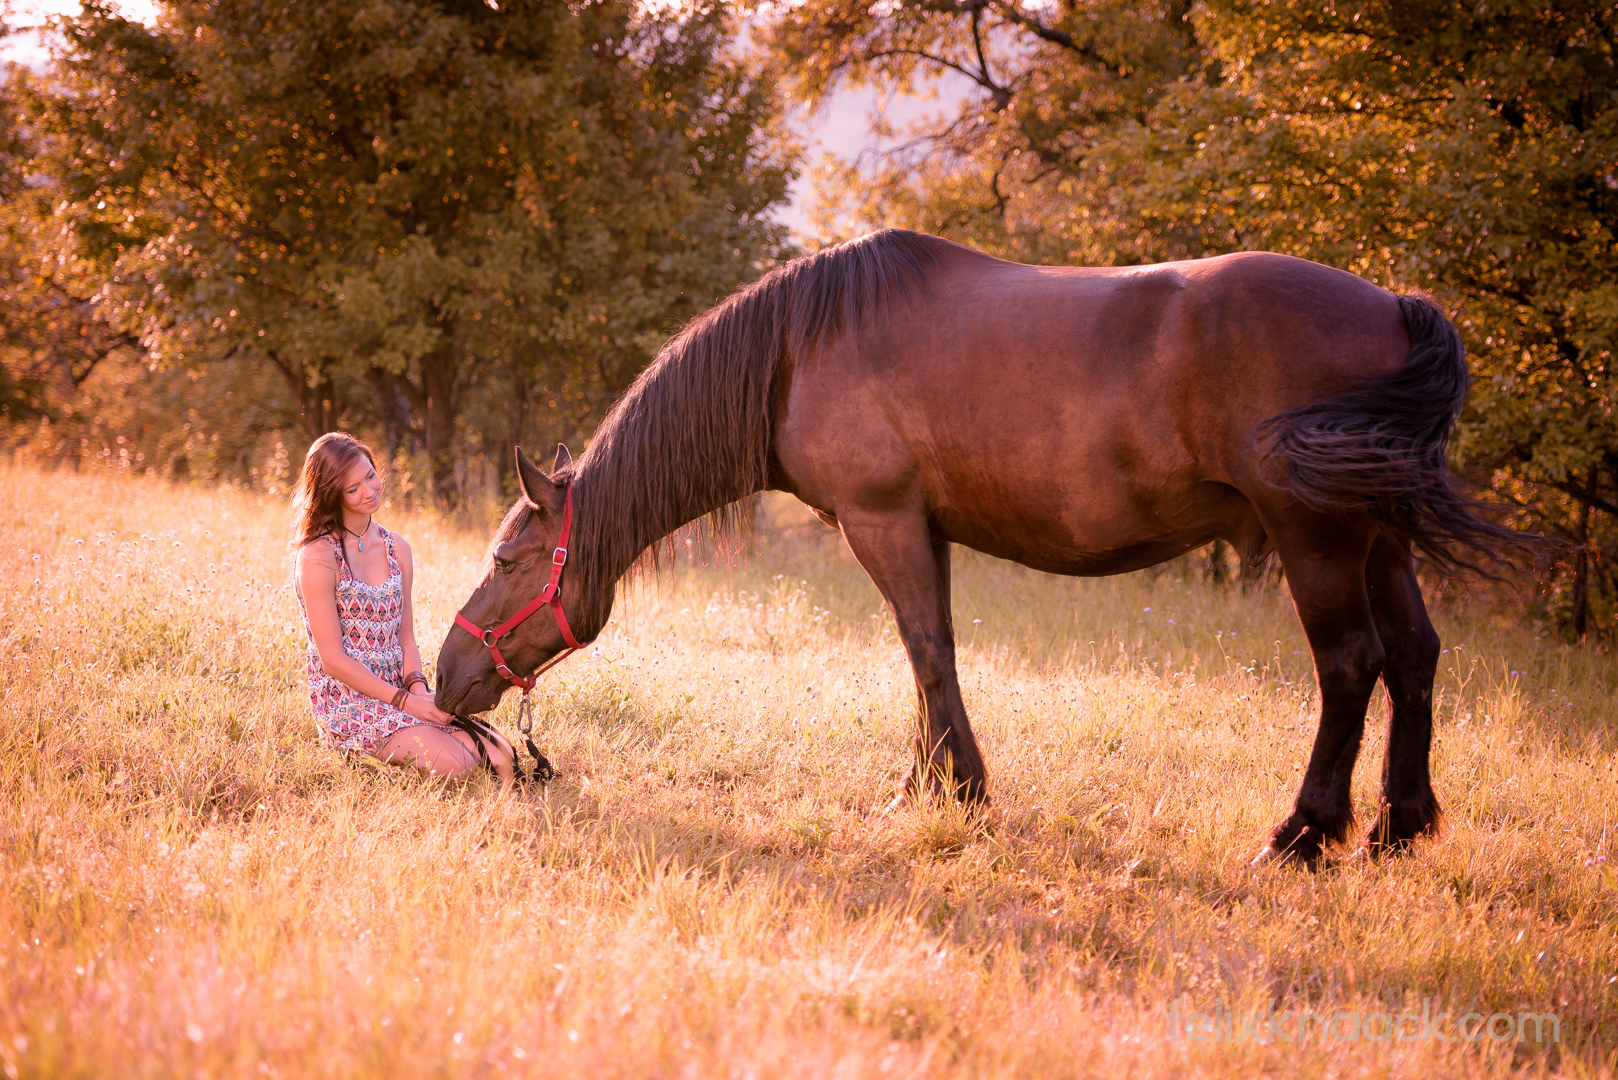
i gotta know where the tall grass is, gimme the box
[1,463,1614,1078]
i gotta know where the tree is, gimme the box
[25,0,794,502]
[771,0,1618,635]
[0,74,140,429]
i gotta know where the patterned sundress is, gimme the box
[297,527,432,753]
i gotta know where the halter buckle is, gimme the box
[552,546,568,567]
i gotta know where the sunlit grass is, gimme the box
[1,462,1614,1078]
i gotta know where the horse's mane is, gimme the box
[549,227,948,627]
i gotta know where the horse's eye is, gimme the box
[493,556,516,575]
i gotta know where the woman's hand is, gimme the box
[403,691,455,727]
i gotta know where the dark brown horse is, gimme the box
[436,229,1518,865]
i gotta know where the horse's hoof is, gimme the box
[1251,843,1293,867]
[1252,827,1329,869]
[1252,843,1334,870]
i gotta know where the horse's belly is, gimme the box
[928,476,1254,576]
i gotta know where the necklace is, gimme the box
[342,516,372,553]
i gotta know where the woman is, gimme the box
[292,432,513,780]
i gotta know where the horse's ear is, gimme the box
[514,445,555,508]
[552,443,572,473]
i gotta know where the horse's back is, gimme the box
[775,241,1412,573]
[909,244,1406,399]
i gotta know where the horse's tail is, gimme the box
[1258,293,1531,573]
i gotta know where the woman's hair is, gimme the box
[291,432,379,549]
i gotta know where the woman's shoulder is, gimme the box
[297,535,342,568]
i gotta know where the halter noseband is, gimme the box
[453,485,588,692]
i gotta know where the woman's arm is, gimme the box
[394,533,454,723]
[395,532,427,689]
[296,542,450,725]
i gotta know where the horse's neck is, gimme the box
[577,461,753,588]
[572,431,764,594]
[570,296,777,591]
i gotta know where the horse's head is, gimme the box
[435,443,599,716]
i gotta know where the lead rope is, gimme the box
[448,702,555,785]
[514,691,556,783]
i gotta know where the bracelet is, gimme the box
[403,670,429,692]
[390,686,409,710]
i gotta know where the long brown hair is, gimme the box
[291,432,379,549]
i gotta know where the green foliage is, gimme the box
[12,0,795,500]
[770,0,1618,635]
[0,77,135,430]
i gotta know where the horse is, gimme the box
[435,228,1520,865]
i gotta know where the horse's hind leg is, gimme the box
[1363,535,1442,854]
[1256,519,1385,865]
[836,509,988,806]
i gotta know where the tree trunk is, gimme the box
[264,349,338,443]
[381,346,462,507]
[314,374,336,439]
[492,354,532,498]
[1571,473,1595,639]
[366,367,417,460]
[287,372,337,442]
[419,344,462,507]
[1206,539,1231,586]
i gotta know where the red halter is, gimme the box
[453,485,587,692]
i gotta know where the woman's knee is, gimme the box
[379,726,478,777]
[449,728,514,775]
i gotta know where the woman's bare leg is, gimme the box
[377,725,479,778]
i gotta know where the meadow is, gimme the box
[1,461,1615,1078]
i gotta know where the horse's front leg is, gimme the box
[837,510,989,807]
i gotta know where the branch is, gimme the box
[385,365,426,413]
[985,1,1122,75]
[987,167,1009,218]
[969,8,1011,110]
[69,331,140,386]
[260,347,302,391]
[1536,477,1618,519]
[861,47,999,92]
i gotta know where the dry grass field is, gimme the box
[1,461,1615,1078]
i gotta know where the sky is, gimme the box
[0,0,970,239]
[2,0,161,69]
[776,83,966,236]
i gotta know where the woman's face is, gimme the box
[339,456,382,518]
